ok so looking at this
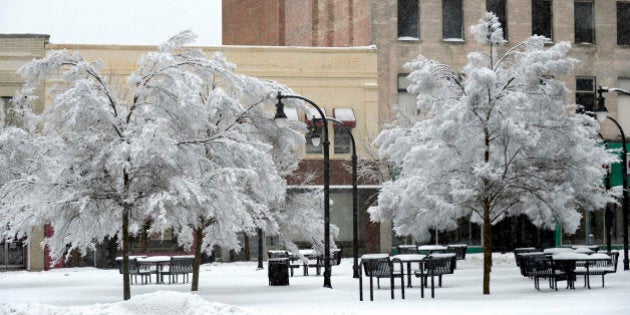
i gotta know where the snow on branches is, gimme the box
[370,13,616,263]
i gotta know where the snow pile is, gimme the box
[0,291,253,315]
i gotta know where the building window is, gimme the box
[576,77,596,113]
[1,97,15,126]
[305,126,323,154]
[398,74,418,115]
[442,0,463,40]
[532,0,553,40]
[486,0,507,40]
[618,2,630,45]
[574,1,594,44]
[334,128,351,154]
[398,0,419,39]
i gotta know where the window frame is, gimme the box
[574,1,595,44]
[333,128,352,155]
[398,0,420,40]
[1,96,15,126]
[442,0,464,41]
[397,73,419,115]
[532,0,553,41]
[575,76,597,113]
[617,1,630,46]
[486,0,508,41]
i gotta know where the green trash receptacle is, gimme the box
[268,258,290,286]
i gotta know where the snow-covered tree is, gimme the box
[368,13,618,294]
[0,31,324,299]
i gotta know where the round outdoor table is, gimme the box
[418,245,448,254]
[392,254,426,287]
[543,247,574,255]
[137,256,171,284]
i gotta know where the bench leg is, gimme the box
[370,276,374,301]
[400,276,405,299]
[359,273,363,301]
[390,276,394,299]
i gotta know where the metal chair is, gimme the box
[359,256,405,301]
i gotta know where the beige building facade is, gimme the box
[1,35,378,270]
[374,0,630,140]
[223,0,630,250]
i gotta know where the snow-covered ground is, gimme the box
[1,253,629,314]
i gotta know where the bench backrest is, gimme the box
[118,258,143,275]
[397,245,419,254]
[517,253,545,277]
[424,256,454,275]
[362,257,392,278]
[170,257,194,273]
[446,245,467,260]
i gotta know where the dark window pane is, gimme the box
[334,128,351,154]
[486,0,508,40]
[443,0,463,39]
[576,77,596,112]
[576,93,595,111]
[532,0,553,39]
[576,77,594,91]
[575,2,594,43]
[618,2,630,45]
[398,0,419,38]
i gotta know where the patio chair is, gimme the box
[521,255,571,291]
[414,254,456,298]
[118,258,154,285]
[415,253,457,297]
[513,247,538,267]
[161,257,194,284]
[574,251,619,288]
[359,256,405,301]
[446,244,468,260]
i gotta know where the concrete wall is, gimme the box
[0,34,48,114]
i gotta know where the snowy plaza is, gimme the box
[1,253,630,314]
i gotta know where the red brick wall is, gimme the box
[223,0,370,47]
[222,0,282,45]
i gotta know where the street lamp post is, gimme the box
[595,86,630,270]
[323,117,360,279]
[257,228,264,270]
[275,92,333,288]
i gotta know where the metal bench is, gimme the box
[161,256,193,284]
[359,254,405,301]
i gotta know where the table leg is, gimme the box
[586,263,591,289]
[410,261,411,288]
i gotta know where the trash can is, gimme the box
[268,258,290,286]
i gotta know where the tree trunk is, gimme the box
[191,227,203,291]
[121,168,132,300]
[482,197,492,295]
[482,122,492,295]
[122,205,131,300]
[243,233,251,261]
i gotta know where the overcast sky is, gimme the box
[0,0,222,46]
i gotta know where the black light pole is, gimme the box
[595,86,629,270]
[605,159,613,254]
[275,92,333,288]
[257,228,264,270]
[325,117,360,279]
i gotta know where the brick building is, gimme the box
[223,0,630,251]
